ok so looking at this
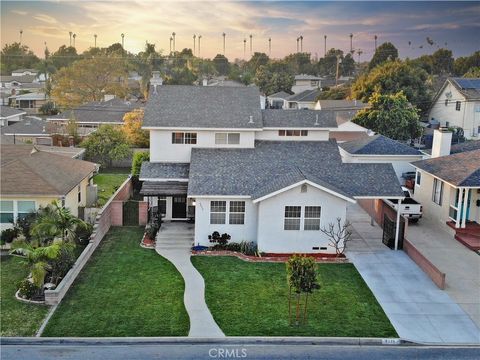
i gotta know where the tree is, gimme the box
[254,61,294,94]
[213,54,230,75]
[286,255,320,326]
[246,52,269,74]
[430,49,454,75]
[39,102,59,115]
[51,45,79,69]
[353,91,422,140]
[351,60,431,113]
[316,86,349,100]
[123,109,149,147]
[341,53,355,76]
[319,218,352,257]
[369,42,398,70]
[131,151,150,177]
[51,57,128,108]
[0,42,40,75]
[163,66,196,85]
[81,124,132,167]
[463,67,480,78]
[454,51,480,76]
[284,52,314,74]
[318,48,343,77]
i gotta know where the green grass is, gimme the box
[0,256,50,336]
[93,173,129,206]
[192,256,397,337]
[42,227,189,337]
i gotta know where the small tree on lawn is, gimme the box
[320,218,352,257]
[286,255,320,326]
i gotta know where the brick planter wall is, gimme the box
[138,201,148,226]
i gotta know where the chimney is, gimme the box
[431,128,452,158]
[202,78,208,86]
[248,115,254,124]
[150,71,163,94]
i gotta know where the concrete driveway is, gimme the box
[347,204,480,344]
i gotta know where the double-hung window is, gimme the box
[210,201,226,224]
[278,130,308,137]
[229,201,245,225]
[0,201,14,224]
[215,133,240,145]
[304,206,321,230]
[284,206,301,230]
[17,201,35,221]
[432,178,443,205]
[455,101,461,111]
[172,132,197,144]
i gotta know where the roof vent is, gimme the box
[248,115,254,124]
[301,184,308,193]
[314,114,319,126]
[42,126,46,133]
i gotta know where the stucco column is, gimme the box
[456,188,463,229]
[461,188,469,228]
[394,199,401,250]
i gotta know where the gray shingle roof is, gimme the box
[317,100,367,110]
[1,117,48,135]
[268,91,290,99]
[262,109,337,128]
[0,106,26,118]
[339,135,422,156]
[49,98,141,124]
[450,78,480,101]
[450,141,480,154]
[0,75,36,83]
[287,89,321,102]
[412,150,480,187]
[140,162,190,180]
[143,85,262,129]
[188,140,403,199]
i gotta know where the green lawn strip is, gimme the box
[93,173,129,206]
[0,256,50,336]
[191,256,397,337]
[42,227,189,337]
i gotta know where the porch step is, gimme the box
[446,221,480,236]
[455,234,480,251]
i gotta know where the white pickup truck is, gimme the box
[384,187,423,223]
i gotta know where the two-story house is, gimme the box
[428,78,480,139]
[292,74,322,94]
[139,85,404,255]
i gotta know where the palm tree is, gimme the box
[32,201,87,243]
[73,33,76,48]
[94,34,97,48]
[69,31,72,46]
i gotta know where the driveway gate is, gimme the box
[382,214,404,250]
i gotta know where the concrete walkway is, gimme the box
[346,204,480,344]
[155,222,225,338]
[406,220,480,328]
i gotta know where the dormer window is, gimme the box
[172,132,197,144]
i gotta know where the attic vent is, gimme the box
[301,184,308,193]
[314,114,319,126]
[248,115,254,124]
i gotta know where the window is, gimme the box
[304,206,321,230]
[310,80,318,86]
[210,201,226,224]
[229,201,245,225]
[278,130,308,137]
[158,197,167,215]
[416,171,421,186]
[17,201,35,221]
[455,101,461,111]
[432,178,443,205]
[0,201,14,224]
[171,132,197,144]
[78,185,81,203]
[284,206,301,230]
[215,133,240,145]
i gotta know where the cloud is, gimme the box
[33,13,58,24]
[11,10,28,16]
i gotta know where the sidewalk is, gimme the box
[155,222,225,338]
[346,204,480,344]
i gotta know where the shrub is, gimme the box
[48,243,76,285]
[17,279,38,299]
[13,211,38,241]
[145,223,159,240]
[131,151,150,177]
[208,231,231,246]
[239,241,258,256]
[1,228,18,244]
[75,223,93,246]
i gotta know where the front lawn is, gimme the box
[192,256,397,337]
[42,227,189,337]
[0,256,50,336]
[93,173,129,206]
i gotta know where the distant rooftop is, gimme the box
[317,99,367,110]
[262,109,337,128]
[1,117,48,136]
[0,106,26,119]
[339,134,422,156]
[287,89,321,102]
[295,74,322,81]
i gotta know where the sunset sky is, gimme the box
[1,1,479,60]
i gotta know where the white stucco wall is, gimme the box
[255,129,329,141]
[193,197,257,246]
[428,82,480,139]
[150,129,256,162]
[256,183,348,254]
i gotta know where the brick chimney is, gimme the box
[431,128,452,158]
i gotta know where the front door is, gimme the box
[172,196,187,218]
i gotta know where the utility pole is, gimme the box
[69,31,72,46]
[19,29,23,44]
[193,34,196,56]
[198,35,201,58]
[243,38,246,59]
[249,34,253,56]
[172,32,176,52]
[324,35,327,57]
[73,33,76,48]
[374,35,378,50]
[169,37,172,54]
[296,37,299,53]
[357,49,363,62]
[121,33,125,49]
[349,33,353,54]
[268,37,271,56]
[94,34,97,48]
[335,54,341,86]
[222,32,226,55]
[300,35,303,52]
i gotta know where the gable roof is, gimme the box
[287,89,321,103]
[317,99,367,110]
[267,91,290,100]
[143,85,263,129]
[339,134,422,156]
[1,145,97,196]
[0,106,26,119]
[412,149,480,187]
[1,117,49,135]
[449,78,480,100]
[261,109,337,128]
[188,140,403,200]
[48,98,140,124]
[295,74,321,81]
[450,141,480,154]
[139,162,190,180]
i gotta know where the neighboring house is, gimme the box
[286,89,322,109]
[47,97,142,134]
[412,129,480,249]
[338,134,424,182]
[8,92,47,114]
[315,99,367,112]
[1,116,52,144]
[428,78,480,139]
[11,69,40,77]
[0,106,26,127]
[0,144,97,230]
[202,76,246,87]
[292,74,322,94]
[266,91,290,109]
[139,85,403,255]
